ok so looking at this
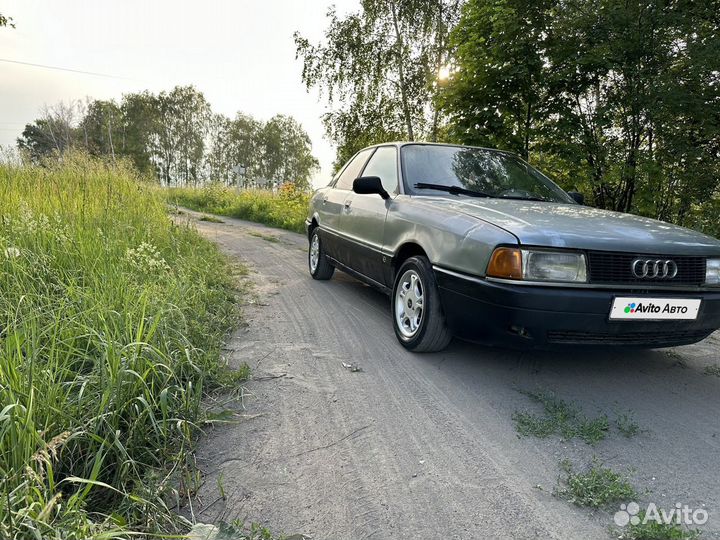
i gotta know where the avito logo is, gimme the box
[624,303,637,314]
[624,302,689,315]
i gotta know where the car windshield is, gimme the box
[401,144,575,203]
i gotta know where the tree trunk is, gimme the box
[523,98,532,161]
[389,0,414,141]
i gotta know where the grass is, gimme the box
[199,214,225,223]
[616,411,641,438]
[703,364,720,377]
[169,183,310,234]
[248,231,281,243]
[513,389,646,444]
[556,459,636,509]
[512,389,610,445]
[0,154,245,538]
[617,515,702,540]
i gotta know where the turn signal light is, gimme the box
[487,247,523,279]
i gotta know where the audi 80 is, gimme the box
[305,142,720,352]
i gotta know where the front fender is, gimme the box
[384,197,519,277]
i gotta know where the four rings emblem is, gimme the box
[631,259,678,279]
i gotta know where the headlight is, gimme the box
[706,258,720,286]
[487,247,587,283]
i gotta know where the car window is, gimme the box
[360,146,398,194]
[335,149,374,190]
[401,144,575,203]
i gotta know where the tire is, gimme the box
[392,256,452,352]
[308,228,335,280]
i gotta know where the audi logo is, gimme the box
[631,259,678,279]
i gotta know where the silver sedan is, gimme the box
[306,142,720,352]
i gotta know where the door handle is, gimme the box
[344,200,352,209]
[322,197,328,205]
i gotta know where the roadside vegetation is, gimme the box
[512,389,610,445]
[617,517,702,540]
[615,412,642,438]
[556,459,636,509]
[199,214,225,224]
[513,389,645,445]
[0,154,244,538]
[169,183,309,234]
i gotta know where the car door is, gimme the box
[318,148,374,260]
[339,145,399,285]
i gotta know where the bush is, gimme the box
[168,183,310,234]
[0,154,241,538]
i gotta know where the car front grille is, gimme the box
[586,251,706,286]
[546,329,711,346]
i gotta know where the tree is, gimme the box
[441,0,720,232]
[148,86,212,186]
[17,101,83,161]
[440,0,553,160]
[295,0,460,169]
[15,87,319,189]
[79,99,123,161]
[260,115,319,189]
[206,112,263,186]
[119,91,158,176]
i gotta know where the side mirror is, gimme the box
[353,176,390,200]
[568,191,585,205]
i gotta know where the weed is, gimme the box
[0,153,245,538]
[616,513,702,540]
[556,459,636,509]
[169,184,309,234]
[249,231,280,243]
[616,411,641,438]
[513,389,609,445]
[200,214,225,223]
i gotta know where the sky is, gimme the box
[0,0,360,186]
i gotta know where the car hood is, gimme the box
[420,197,720,255]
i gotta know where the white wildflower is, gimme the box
[125,242,170,273]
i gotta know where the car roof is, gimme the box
[363,141,517,157]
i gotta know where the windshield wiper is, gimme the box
[414,182,492,198]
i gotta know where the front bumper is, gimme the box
[434,268,720,348]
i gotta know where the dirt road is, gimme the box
[185,211,720,540]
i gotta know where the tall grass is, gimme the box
[169,184,310,234]
[0,154,241,538]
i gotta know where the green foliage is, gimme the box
[248,232,281,243]
[258,115,319,190]
[441,0,720,235]
[0,154,242,538]
[170,183,310,234]
[556,459,636,509]
[513,389,609,445]
[615,412,641,438]
[16,87,319,189]
[295,0,461,170]
[441,0,552,159]
[617,514,702,540]
[199,214,225,223]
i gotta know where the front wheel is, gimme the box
[392,256,452,352]
[308,228,334,280]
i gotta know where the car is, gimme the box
[305,142,720,352]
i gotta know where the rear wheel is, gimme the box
[392,256,452,352]
[308,228,334,280]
